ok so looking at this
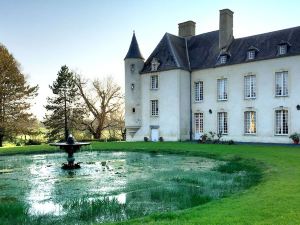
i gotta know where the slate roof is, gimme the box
[187,30,219,70]
[140,26,300,73]
[125,33,144,60]
[141,33,190,73]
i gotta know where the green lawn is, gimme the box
[1,142,300,225]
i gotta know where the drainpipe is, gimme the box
[184,38,193,141]
[189,71,192,141]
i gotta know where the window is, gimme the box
[275,71,288,96]
[244,111,256,134]
[275,109,288,135]
[151,100,159,116]
[244,75,256,99]
[247,50,255,60]
[194,113,204,133]
[150,75,158,89]
[130,64,135,73]
[132,108,135,113]
[217,112,228,134]
[194,81,203,102]
[279,45,287,55]
[151,58,160,71]
[217,78,228,100]
[220,55,227,64]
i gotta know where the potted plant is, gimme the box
[289,133,300,144]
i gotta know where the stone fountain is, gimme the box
[50,134,90,169]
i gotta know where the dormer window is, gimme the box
[151,58,160,71]
[218,51,230,65]
[279,45,287,55]
[247,50,255,60]
[220,55,227,64]
[278,41,291,56]
[247,46,259,61]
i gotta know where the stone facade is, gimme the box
[124,9,300,143]
[192,55,300,143]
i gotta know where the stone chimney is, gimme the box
[178,21,196,38]
[219,9,234,49]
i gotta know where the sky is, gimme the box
[1,0,300,120]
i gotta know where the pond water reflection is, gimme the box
[0,151,252,224]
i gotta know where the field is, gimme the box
[0,142,300,225]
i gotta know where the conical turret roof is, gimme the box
[125,32,144,60]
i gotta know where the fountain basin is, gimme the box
[49,135,90,169]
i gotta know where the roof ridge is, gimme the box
[235,25,300,40]
[165,33,180,67]
[184,38,191,71]
[165,30,219,39]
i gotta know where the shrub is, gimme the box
[217,132,223,143]
[209,131,216,140]
[107,137,120,142]
[25,139,41,145]
[159,137,164,142]
[199,134,208,143]
[289,133,300,143]
[144,137,149,142]
[228,140,235,145]
[220,140,235,145]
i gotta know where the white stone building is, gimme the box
[124,9,300,143]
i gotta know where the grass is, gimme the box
[0,144,58,155]
[1,142,300,224]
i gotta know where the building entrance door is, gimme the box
[151,129,159,142]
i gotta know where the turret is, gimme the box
[124,32,144,139]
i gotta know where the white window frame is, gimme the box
[194,81,203,102]
[194,113,204,134]
[217,78,228,101]
[275,109,288,135]
[150,75,158,90]
[275,71,288,97]
[151,58,160,71]
[220,55,227,64]
[247,50,255,60]
[244,75,256,99]
[244,111,256,134]
[150,100,159,116]
[279,45,287,55]
[217,112,228,135]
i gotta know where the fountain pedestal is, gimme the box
[50,135,90,170]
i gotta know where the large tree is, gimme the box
[106,106,125,140]
[43,65,86,141]
[75,75,123,139]
[0,44,38,147]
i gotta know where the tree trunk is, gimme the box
[0,135,3,147]
[93,132,101,140]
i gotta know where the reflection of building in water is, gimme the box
[125,9,300,143]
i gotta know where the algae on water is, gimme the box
[0,151,259,225]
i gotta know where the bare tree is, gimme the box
[75,75,123,139]
[107,105,125,140]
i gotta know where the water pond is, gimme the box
[0,151,257,224]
